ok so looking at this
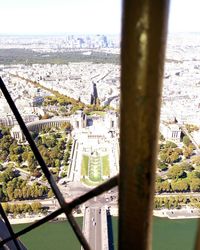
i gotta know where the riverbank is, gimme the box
[153,207,200,219]
[7,206,200,225]
[8,211,83,225]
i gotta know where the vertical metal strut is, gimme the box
[119,0,170,249]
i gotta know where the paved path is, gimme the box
[82,206,109,250]
[181,125,200,153]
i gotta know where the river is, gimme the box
[13,217,198,250]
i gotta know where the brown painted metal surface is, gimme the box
[195,221,200,250]
[119,0,170,249]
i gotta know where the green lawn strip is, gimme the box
[81,177,103,187]
[89,156,101,182]
[81,155,89,176]
[102,155,110,176]
[87,111,106,117]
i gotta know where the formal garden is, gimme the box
[81,151,110,186]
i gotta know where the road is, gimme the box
[88,207,102,250]
[181,125,200,154]
[83,206,109,250]
[58,181,118,207]
[155,192,200,198]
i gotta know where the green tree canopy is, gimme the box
[183,136,190,146]
[167,165,186,179]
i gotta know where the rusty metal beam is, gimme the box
[195,221,200,250]
[119,0,170,249]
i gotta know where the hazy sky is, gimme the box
[1,0,200,34]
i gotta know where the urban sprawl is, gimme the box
[0,33,200,226]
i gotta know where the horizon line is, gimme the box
[0,32,121,36]
[1,31,200,36]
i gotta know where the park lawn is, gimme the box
[87,111,106,117]
[89,156,101,182]
[81,177,102,187]
[102,155,110,176]
[81,155,89,176]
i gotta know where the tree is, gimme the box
[167,165,185,179]
[159,133,165,141]
[7,186,14,200]
[0,164,4,171]
[174,148,183,155]
[41,113,51,120]
[9,154,20,163]
[159,153,168,162]
[171,179,189,192]
[2,203,9,214]
[191,155,200,166]
[22,151,29,162]
[160,181,171,192]
[185,124,199,133]
[61,122,73,133]
[48,189,54,198]
[55,159,61,168]
[0,187,5,201]
[30,131,39,140]
[165,141,177,148]
[190,178,200,192]
[31,202,42,213]
[169,151,179,163]
[155,180,171,193]
[157,161,168,171]
[183,147,193,159]
[180,162,194,172]
[183,136,190,147]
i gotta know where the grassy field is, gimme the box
[102,155,110,176]
[89,156,102,182]
[81,177,103,186]
[81,153,110,184]
[81,155,89,176]
[87,111,106,117]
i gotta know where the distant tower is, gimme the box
[90,82,98,105]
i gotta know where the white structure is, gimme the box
[10,110,87,141]
[10,125,24,142]
[71,110,87,129]
[191,130,200,145]
[160,123,181,142]
[104,111,119,131]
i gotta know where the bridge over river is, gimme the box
[82,206,113,250]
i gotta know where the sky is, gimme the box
[1,0,200,35]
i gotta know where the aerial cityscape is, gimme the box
[0,32,200,249]
[0,0,200,249]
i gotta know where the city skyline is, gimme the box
[1,0,200,35]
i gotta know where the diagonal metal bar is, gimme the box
[0,77,90,250]
[0,208,63,247]
[0,77,65,207]
[0,174,118,248]
[69,175,118,209]
[0,204,22,250]
[119,0,170,249]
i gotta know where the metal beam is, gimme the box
[119,0,170,249]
